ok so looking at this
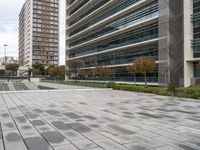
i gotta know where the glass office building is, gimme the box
[193,0,200,77]
[66,0,198,87]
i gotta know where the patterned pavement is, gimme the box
[0,89,200,150]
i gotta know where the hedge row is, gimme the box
[112,84,200,99]
[42,80,200,100]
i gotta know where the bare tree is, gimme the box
[95,64,115,81]
[127,65,136,85]
[67,60,85,80]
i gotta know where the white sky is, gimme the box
[0,0,65,65]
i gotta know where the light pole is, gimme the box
[4,44,8,65]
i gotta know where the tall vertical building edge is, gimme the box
[19,0,60,67]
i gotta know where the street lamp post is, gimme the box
[4,44,8,65]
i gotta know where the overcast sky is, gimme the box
[0,0,65,65]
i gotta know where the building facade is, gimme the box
[66,0,199,87]
[19,0,59,67]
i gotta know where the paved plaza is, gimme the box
[0,89,200,150]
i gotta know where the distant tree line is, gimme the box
[29,62,65,80]
[66,56,156,86]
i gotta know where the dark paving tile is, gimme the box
[155,108,172,112]
[137,112,162,119]
[51,121,71,130]
[34,109,43,113]
[177,143,199,150]
[79,102,87,105]
[22,125,32,130]
[89,124,100,128]
[173,110,197,115]
[124,142,152,150]
[64,112,81,119]
[121,100,131,104]
[6,133,21,142]
[67,123,91,133]
[123,112,134,115]
[108,125,135,135]
[26,113,38,119]
[46,110,59,115]
[189,141,200,147]
[83,115,97,120]
[31,120,46,126]
[123,115,135,119]
[42,131,65,144]
[1,113,9,118]
[15,116,27,123]
[4,122,15,128]
[19,105,26,108]
[187,117,200,122]
[25,137,50,150]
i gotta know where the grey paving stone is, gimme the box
[31,120,46,126]
[15,116,27,124]
[124,142,152,150]
[34,109,43,113]
[95,139,129,150]
[88,148,104,150]
[137,112,162,119]
[67,122,92,133]
[0,126,4,150]
[0,140,3,150]
[64,112,81,119]
[130,134,166,148]
[2,122,16,130]
[4,142,28,150]
[25,137,52,150]
[62,130,85,141]
[51,121,71,130]
[26,113,38,119]
[54,144,79,150]
[1,90,200,150]
[46,110,59,115]
[176,143,199,150]
[3,130,22,143]
[41,131,70,146]
[82,131,105,140]
[98,128,135,144]
[188,140,200,147]
[3,130,27,150]
[154,145,179,150]
[72,139,98,149]
[108,124,136,135]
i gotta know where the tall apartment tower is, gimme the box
[66,0,199,87]
[19,0,59,67]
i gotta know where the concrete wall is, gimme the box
[183,0,194,87]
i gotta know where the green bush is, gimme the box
[112,83,200,100]
[107,82,116,88]
[167,82,177,93]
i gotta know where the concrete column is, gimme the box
[183,0,193,87]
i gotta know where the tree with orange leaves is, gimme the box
[133,56,156,86]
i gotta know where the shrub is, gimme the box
[167,82,177,93]
[107,82,116,88]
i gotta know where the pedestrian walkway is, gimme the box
[0,90,200,150]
